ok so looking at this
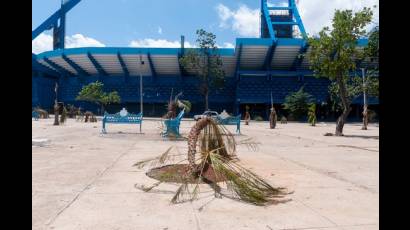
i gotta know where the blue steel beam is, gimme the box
[117,52,129,76]
[87,52,108,76]
[32,60,59,77]
[267,7,291,10]
[62,54,89,76]
[43,57,72,76]
[235,43,243,79]
[147,53,157,77]
[291,42,309,71]
[32,53,59,76]
[261,0,276,41]
[263,41,277,70]
[289,0,307,38]
[271,21,299,25]
[32,0,81,40]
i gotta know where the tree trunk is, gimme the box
[101,104,105,116]
[335,76,351,136]
[187,118,211,173]
[362,105,368,130]
[244,112,250,125]
[53,102,59,126]
[269,107,277,129]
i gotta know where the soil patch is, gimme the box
[146,164,227,184]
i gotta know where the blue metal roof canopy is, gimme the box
[32,0,372,79]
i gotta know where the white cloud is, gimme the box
[32,33,53,54]
[32,33,105,54]
[266,1,287,7]
[297,0,379,35]
[216,4,233,28]
[216,3,260,37]
[158,27,163,35]
[65,34,106,48]
[129,38,194,48]
[217,42,235,48]
[216,1,379,38]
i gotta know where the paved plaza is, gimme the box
[32,118,379,230]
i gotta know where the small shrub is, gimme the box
[60,107,67,124]
[254,116,264,121]
[368,109,377,122]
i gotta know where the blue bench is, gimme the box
[162,109,185,137]
[32,111,39,120]
[215,114,241,134]
[102,109,143,134]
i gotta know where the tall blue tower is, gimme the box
[260,0,307,41]
[32,0,81,50]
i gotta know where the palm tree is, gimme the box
[244,105,251,125]
[163,91,191,119]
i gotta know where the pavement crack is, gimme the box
[293,197,338,228]
[277,156,377,194]
[44,143,136,227]
[331,145,378,152]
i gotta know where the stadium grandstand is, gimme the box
[32,0,378,119]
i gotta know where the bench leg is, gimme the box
[102,121,107,134]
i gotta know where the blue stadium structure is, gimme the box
[32,0,378,119]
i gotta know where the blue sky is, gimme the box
[32,0,379,53]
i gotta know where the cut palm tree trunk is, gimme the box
[269,107,277,129]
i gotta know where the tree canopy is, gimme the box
[308,7,374,135]
[76,81,121,109]
[283,87,315,120]
[179,29,225,111]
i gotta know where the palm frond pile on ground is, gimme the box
[134,117,289,206]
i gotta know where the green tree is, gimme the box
[76,81,121,114]
[361,26,379,130]
[179,29,225,111]
[308,7,373,136]
[327,26,379,129]
[283,87,315,120]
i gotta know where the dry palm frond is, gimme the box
[135,181,163,192]
[133,146,185,169]
[237,137,261,151]
[171,183,190,204]
[208,152,286,205]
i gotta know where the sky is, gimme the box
[32,0,379,54]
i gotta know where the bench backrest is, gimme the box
[103,112,143,123]
[32,111,39,119]
[216,114,241,124]
[175,109,185,121]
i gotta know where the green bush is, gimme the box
[254,116,264,121]
[283,87,315,120]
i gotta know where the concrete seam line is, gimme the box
[44,143,137,227]
[292,197,339,228]
[275,155,377,194]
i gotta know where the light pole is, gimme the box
[361,68,368,130]
[139,54,144,132]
